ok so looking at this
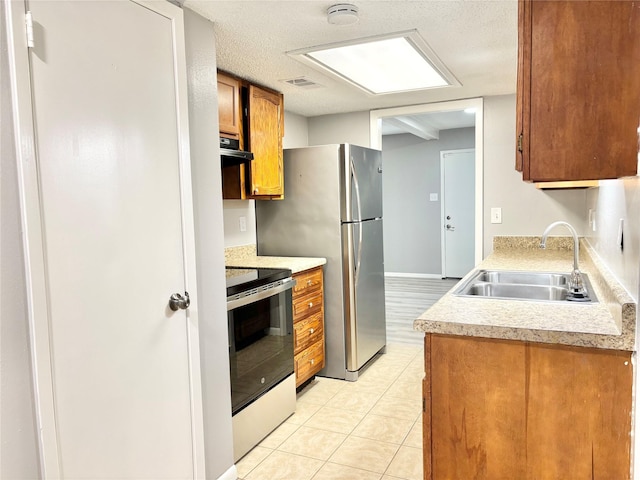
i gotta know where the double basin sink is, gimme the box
[454,270,598,303]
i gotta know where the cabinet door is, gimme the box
[427,335,527,479]
[217,72,241,141]
[519,0,640,182]
[526,343,632,479]
[425,335,633,480]
[247,84,284,197]
[515,0,530,173]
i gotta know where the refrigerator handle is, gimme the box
[350,159,363,223]
[350,160,363,285]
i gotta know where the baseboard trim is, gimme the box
[217,464,238,480]
[385,272,444,279]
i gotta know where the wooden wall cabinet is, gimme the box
[516,0,640,182]
[218,71,284,200]
[423,334,633,479]
[217,72,242,145]
[292,267,325,387]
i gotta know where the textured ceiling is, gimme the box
[184,0,518,119]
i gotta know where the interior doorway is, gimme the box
[441,148,476,278]
[370,98,484,273]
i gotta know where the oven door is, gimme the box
[227,278,294,415]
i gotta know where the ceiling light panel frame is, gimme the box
[287,30,461,96]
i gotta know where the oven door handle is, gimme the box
[226,277,296,311]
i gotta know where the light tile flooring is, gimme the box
[236,343,425,480]
[236,277,458,479]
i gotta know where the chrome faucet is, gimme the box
[539,221,588,298]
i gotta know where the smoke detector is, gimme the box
[327,4,359,26]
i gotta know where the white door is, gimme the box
[8,1,203,478]
[441,149,476,278]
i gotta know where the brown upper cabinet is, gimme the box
[217,71,284,199]
[217,72,242,146]
[516,0,640,183]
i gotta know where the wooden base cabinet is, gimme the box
[292,267,325,387]
[423,334,632,480]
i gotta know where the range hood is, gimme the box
[220,137,254,167]
[221,148,254,166]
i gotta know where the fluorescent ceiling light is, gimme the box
[288,30,459,95]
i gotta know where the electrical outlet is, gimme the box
[617,218,624,249]
[239,216,247,232]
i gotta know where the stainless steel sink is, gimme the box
[462,283,569,301]
[453,270,598,303]
[473,270,568,287]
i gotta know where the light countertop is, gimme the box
[413,236,636,351]
[225,244,326,274]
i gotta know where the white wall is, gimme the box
[382,128,475,275]
[284,111,310,148]
[308,110,371,147]
[586,178,640,302]
[483,95,587,256]
[183,9,235,479]
[222,111,309,247]
[1,3,42,477]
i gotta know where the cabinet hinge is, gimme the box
[422,397,425,413]
[517,133,523,153]
[25,11,34,48]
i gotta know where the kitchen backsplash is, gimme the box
[586,176,640,303]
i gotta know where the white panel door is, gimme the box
[441,149,476,278]
[19,2,201,478]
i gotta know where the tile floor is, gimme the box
[236,343,425,480]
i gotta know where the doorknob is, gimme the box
[446,215,451,220]
[169,292,190,311]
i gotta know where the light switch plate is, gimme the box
[430,193,438,201]
[490,207,502,224]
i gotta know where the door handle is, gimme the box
[446,224,456,231]
[169,292,190,311]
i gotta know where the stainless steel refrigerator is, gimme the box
[256,144,386,381]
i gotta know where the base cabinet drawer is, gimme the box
[293,311,324,355]
[293,290,323,322]
[293,268,323,298]
[292,266,325,387]
[294,340,324,387]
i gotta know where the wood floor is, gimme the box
[385,276,459,345]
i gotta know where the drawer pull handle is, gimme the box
[308,302,313,308]
[309,328,314,334]
[307,280,312,286]
[310,359,315,365]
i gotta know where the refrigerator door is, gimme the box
[341,145,383,222]
[342,218,386,374]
